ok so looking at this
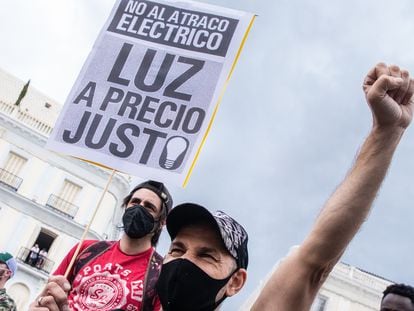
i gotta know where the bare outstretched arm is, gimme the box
[252,63,414,311]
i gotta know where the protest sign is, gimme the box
[47,0,255,186]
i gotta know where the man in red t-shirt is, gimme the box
[31,180,172,311]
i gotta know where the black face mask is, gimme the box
[156,259,234,311]
[122,205,158,239]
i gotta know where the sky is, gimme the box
[2,0,414,309]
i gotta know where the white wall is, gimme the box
[0,67,130,310]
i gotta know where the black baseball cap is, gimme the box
[130,180,173,215]
[166,203,249,269]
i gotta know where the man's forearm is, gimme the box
[251,126,406,311]
[301,125,405,267]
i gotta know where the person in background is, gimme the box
[381,283,414,311]
[36,249,48,270]
[0,252,17,311]
[28,243,39,267]
[30,180,173,311]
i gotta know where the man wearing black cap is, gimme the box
[156,203,249,311]
[31,180,172,311]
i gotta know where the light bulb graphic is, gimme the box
[160,136,189,170]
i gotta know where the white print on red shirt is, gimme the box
[75,263,132,280]
[131,280,144,302]
[72,271,136,310]
[73,272,128,310]
[125,303,139,311]
[61,245,154,310]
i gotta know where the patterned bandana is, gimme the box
[212,210,248,269]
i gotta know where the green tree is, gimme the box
[14,79,30,107]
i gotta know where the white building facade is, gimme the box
[0,68,131,309]
[309,262,391,311]
[242,255,392,311]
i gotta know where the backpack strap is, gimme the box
[67,240,114,285]
[141,250,163,311]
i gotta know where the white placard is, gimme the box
[47,0,255,186]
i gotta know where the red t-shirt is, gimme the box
[54,240,161,311]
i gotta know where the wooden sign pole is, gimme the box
[64,169,116,278]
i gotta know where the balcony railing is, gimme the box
[45,194,79,219]
[0,168,22,191]
[16,247,55,274]
[0,100,53,136]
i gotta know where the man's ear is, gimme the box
[225,268,247,297]
[4,270,11,280]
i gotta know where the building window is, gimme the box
[4,152,27,174]
[59,179,82,204]
[17,228,56,274]
[45,179,82,218]
[311,295,328,311]
[0,152,26,191]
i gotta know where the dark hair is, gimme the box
[122,180,172,246]
[383,283,414,305]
